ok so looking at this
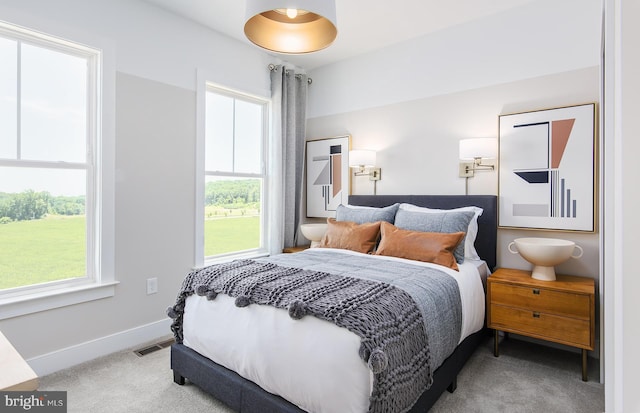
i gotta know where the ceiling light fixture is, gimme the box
[244,0,337,54]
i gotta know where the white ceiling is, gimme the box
[141,0,539,70]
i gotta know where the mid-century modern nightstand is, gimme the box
[282,245,310,253]
[487,268,595,381]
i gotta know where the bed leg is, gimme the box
[447,377,457,393]
[173,370,186,385]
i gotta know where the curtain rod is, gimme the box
[268,64,312,85]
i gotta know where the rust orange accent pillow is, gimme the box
[318,218,381,254]
[375,222,465,271]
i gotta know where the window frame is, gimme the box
[0,21,116,319]
[196,80,271,266]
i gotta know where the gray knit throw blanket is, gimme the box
[168,259,432,413]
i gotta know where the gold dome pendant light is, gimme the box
[244,0,337,54]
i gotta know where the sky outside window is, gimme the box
[20,43,87,163]
[205,91,262,174]
[0,39,88,196]
[0,37,17,158]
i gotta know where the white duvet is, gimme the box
[183,249,487,413]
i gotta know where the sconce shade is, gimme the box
[349,150,376,168]
[244,0,337,54]
[459,138,498,160]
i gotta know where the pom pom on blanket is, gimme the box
[166,306,178,319]
[288,300,307,320]
[235,295,250,307]
[359,342,370,361]
[196,285,209,296]
[206,290,218,300]
[368,349,389,374]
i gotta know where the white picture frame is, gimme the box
[498,103,596,232]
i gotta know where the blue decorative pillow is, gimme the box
[393,209,475,264]
[399,203,484,260]
[335,203,399,225]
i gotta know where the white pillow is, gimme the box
[398,203,484,260]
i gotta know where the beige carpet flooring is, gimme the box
[39,334,604,412]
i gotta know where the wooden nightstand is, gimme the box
[487,268,595,381]
[282,245,310,253]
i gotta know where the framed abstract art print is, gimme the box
[306,135,350,218]
[498,103,596,232]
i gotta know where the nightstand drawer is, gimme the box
[490,283,590,319]
[490,304,592,348]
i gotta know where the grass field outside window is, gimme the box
[0,213,260,290]
[0,215,86,290]
[204,211,260,256]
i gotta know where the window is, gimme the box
[0,22,107,304]
[201,85,268,261]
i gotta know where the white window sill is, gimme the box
[0,281,119,320]
[195,250,270,270]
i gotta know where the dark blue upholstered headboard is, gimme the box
[348,195,498,271]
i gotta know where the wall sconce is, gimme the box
[459,138,497,194]
[458,138,497,177]
[349,150,381,194]
[349,150,381,180]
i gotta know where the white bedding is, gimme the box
[183,249,487,413]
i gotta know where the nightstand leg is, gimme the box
[494,329,499,357]
[582,349,588,381]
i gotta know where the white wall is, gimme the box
[619,0,640,407]
[0,0,271,373]
[605,0,640,410]
[308,0,601,118]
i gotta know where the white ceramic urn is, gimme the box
[508,237,583,281]
[300,223,328,248]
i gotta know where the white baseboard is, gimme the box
[26,318,173,376]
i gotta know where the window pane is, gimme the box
[0,37,17,158]
[0,167,86,290]
[205,92,234,172]
[204,177,262,257]
[234,99,262,174]
[21,43,87,162]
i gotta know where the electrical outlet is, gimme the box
[147,277,158,295]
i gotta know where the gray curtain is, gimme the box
[270,65,308,248]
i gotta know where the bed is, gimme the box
[170,195,497,413]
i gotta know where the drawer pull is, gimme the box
[532,312,541,318]
[532,289,540,295]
